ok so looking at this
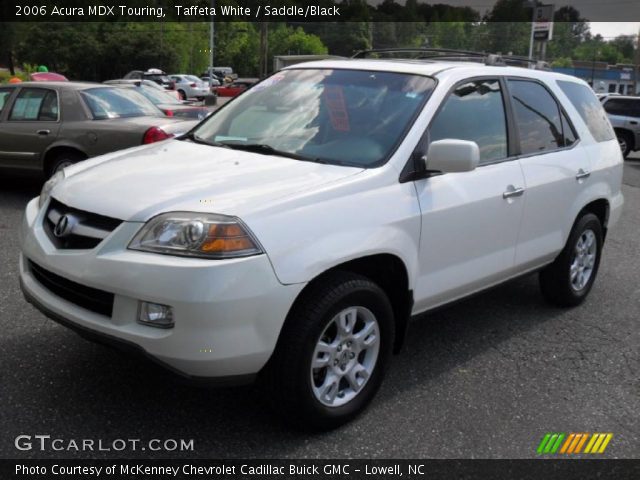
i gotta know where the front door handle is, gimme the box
[503,186,525,199]
[576,169,591,180]
[36,129,50,136]
[630,121,638,125]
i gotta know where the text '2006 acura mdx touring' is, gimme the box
[20,52,624,429]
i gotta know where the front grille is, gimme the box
[28,260,114,317]
[44,198,123,250]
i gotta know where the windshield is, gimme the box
[192,69,436,167]
[81,87,161,119]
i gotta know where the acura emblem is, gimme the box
[54,214,75,238]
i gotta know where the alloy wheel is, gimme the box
[310,306,380,407]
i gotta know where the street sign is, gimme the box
[533,4,554,41]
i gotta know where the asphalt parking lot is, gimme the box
[1,157,638,459]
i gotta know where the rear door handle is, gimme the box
[36,129,50,136]
[630,121,638,125]
[503,186,525,199]
[576,169,591,180]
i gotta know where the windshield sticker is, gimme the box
[215,135,247,143]
[323,85,350,132]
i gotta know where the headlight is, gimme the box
[39,171,65,209]
[128,212,264,259]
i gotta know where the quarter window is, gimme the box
[9,88,58,121]
[508,80,564,154]
[429,79,508,164]
[557,80,615,143]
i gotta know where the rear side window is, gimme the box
[508,80,565,154]
[429,79,508,164]
[0,88,12,114]
[603,98,640,118]
[557,80,615,143]
[9,88,58,121]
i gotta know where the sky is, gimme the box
[589,22,640,39]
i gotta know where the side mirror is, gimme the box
[425,139,480,173]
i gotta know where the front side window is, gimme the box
[81,87,160,119]
[192,69,436,167]
[557,80,615,143]
[8,88,58,121]
[508,80,564,154]
[429,79,508,164]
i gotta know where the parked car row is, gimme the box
[0,82,198,178]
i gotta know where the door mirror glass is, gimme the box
[426,139,480,173]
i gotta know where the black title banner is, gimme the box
[3,459,640,480]
[1,0,639,22]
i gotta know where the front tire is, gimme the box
[539,213,603,307]
[264,272,394,430]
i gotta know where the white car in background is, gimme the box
[20,53,623,429]
[170,74,210,101]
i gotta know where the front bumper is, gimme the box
[19,197,305,380]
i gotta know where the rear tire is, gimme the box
[617,131,632,159]
[46,151,84,178]
[263,272,394,431]
[178,90,187,101]
[539,213,603,307]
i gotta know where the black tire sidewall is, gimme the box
[47,153,82,178]
[270,274,394,429]
[618,132,631,158]
[302,288,393,423]
[561,214,603,302]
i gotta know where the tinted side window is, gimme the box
[557,80,615,143]
[603,99,632,116]
[429,79,507,164]
[508,80,564,154]
[9,88,58,121]
[0,88,12,114]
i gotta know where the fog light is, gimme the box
[138,301,174,328]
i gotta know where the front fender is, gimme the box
[245,177,422,287]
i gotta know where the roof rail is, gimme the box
[351,48,550,70]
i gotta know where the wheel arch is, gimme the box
[279,254,413,355]
[579,198,610,241]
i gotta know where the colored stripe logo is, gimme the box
[537,433,613,455]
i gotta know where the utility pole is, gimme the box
[527,1,537,60]
[209,0,215,77]
[259,22,269,78]
[635,27,640,95]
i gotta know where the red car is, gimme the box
[215,81,254,97]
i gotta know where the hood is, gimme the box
[53,140,363,221]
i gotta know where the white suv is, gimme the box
[19,55,624,429]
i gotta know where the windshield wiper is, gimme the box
[181,132,231,149]
[222,143,312,161]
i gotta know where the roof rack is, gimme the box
[351,48,550,70]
